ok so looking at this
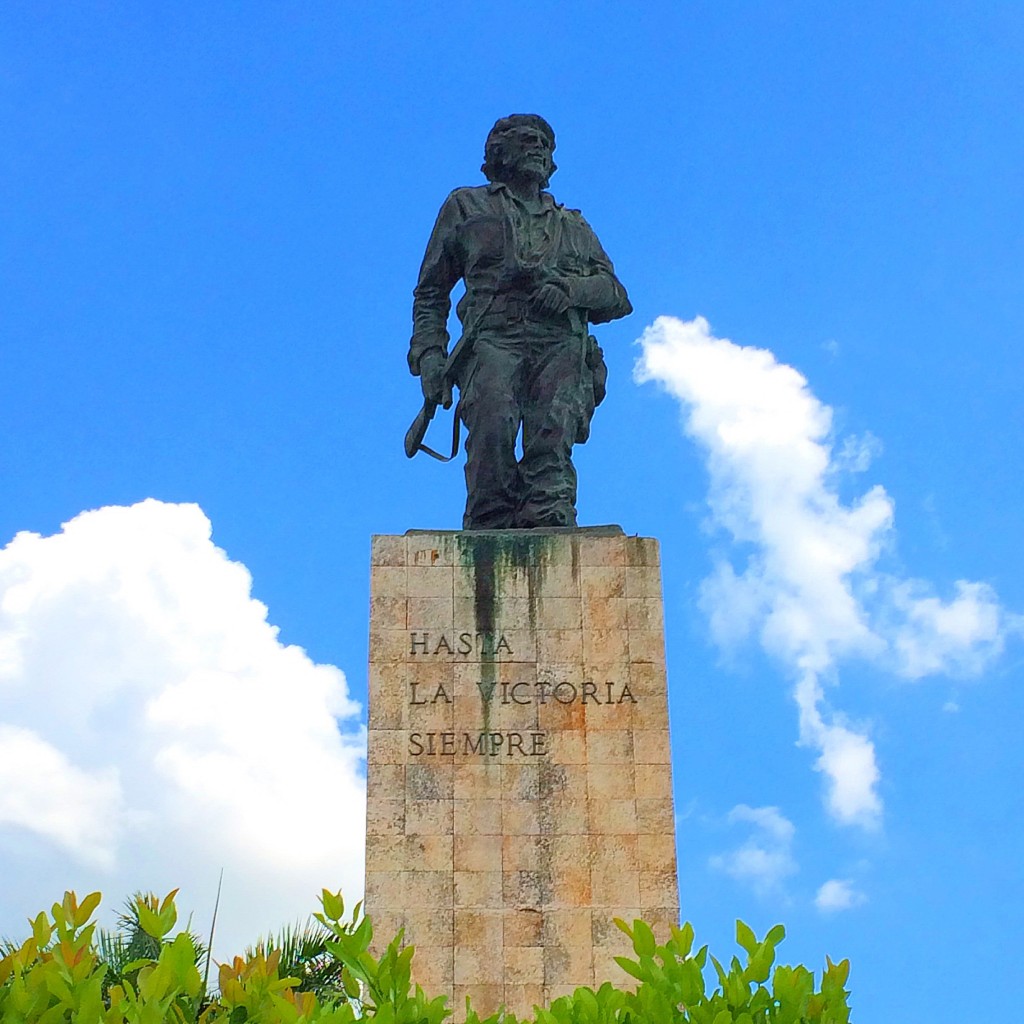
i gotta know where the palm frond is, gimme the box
[245,919,347,1000]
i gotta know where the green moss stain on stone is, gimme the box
[456,533,557,719]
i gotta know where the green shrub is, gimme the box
[0,890,850,1023]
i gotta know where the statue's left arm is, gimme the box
[560,212,633,325]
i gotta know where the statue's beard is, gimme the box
[498,157,554,189]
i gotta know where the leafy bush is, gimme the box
[0,889,851,1023]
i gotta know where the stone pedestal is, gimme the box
[365,530,678,1018]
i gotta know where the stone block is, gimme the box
[453,984,503,1018]
[536,629,584,665]
[637,796,675,834]
[454,908,503,949]
[543,729,587,763]
[625,536,659,567]
[640,869,680,909]
[454,944,505,985]
[370,565,406,598]
[587,762,636,801]
[583,627,630,668]
[371,535,407,567]
[628,629,664,664]
[407,596,454,630]
[589,798,638,836]
[630,761,671,798]
[404,798,453,835]
[580,566,626,600]
[454,798,502,835]
[587,730,634,765]
[366,762,405,801]
[534,563,580,597]
[407,534,456,567]
[455,834,501,872]
[634,730,671,764]
[406,833,454,871]
[365,870,405,910]
[366,796,405,837]
[454,870,503,908]
[370,595,407,629]
[625,565,662,599]
[626,597,664,632]
[577,535,627,567]
[637,832,677,872]
[505,984,545,1013]
[504,907,544,946]
[505,945,544,984]
[583,596,628,631]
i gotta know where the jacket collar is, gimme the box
[486,181,560,209]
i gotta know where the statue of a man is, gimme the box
[409,114,632,529]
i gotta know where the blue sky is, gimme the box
[2,3,1023,1019]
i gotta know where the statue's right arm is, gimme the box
[409,192,465,376]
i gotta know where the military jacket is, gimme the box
[410,182,631,373]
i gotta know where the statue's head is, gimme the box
[482,114,557,189]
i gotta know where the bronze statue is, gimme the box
[407,114,632,529]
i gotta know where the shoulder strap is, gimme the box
[415,399,463,462]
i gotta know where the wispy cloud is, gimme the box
[710,804,797,896]
[636,315,1019,829]
[815,878,867,912]
[0,500,366,955]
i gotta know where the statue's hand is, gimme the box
[418,348,447,407]
[531,281,572,317]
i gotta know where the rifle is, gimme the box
[403,333,470,461]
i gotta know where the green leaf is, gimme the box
[632,920,656,958]
[576,986,599,1019]
[157,897,178,936]
[343,968,361,998]
[31,911,52,947]
[710,954,729,988]
[75,892,102,927]
[612,957,644,982]
[736,920,757,956]
[825,956,851,989]
[765,924,785,948]
[744,947,773,985]
[670,921,695,958]
[678,959,705,1004]
[726,969,748,1009]
[321,890,345,922]
[136,901,165,940]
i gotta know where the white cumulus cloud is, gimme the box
[815,878,866,912]
[0,500,366,956]
[636,315,1018,830]
[710,804,797,895]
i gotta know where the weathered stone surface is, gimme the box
[365,531,678,1018]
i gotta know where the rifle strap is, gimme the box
[416,399,462,462]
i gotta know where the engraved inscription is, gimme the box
[409,631,513,657]
[409,731,548,757]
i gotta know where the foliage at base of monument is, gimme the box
[0,889,851,1024]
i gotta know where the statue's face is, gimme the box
[500,124,554,185]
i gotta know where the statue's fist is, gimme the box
[531,281,572,317]
[418,348,446,406]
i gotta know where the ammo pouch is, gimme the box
[587,334,608,407]
[575,334,608,444]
